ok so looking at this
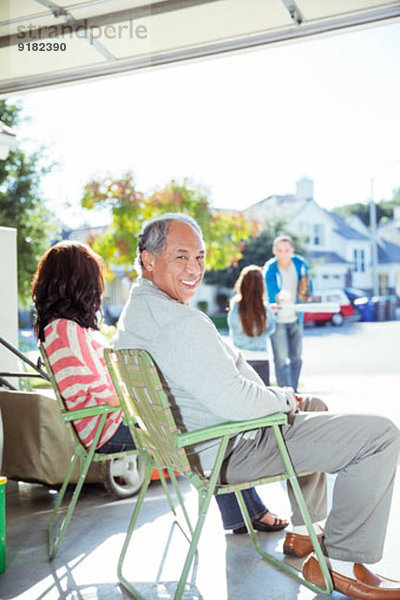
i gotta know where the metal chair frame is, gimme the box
[39,345,139,559]
[105,348,333,600]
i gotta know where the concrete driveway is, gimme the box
[1,321,399,599]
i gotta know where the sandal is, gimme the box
[233,513,289,535]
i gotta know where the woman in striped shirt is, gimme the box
[31,240,134,453]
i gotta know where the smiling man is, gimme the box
[114,213,400,599]
[114,213,292,534]
[139,216,206,304]
[114,213,297,453]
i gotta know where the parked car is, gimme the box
[343,287,369,305]
[303,289,355,326]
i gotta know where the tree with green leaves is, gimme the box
[0,100,55,305]
[81,175,254,278]
[333,187,400,227]
[376,188,400,224]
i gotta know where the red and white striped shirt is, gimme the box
[44,318,122,449]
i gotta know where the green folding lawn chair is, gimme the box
[39,345,145,560]
[105,348,333,600]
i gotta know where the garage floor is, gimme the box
[2,322,400,600]
[1,458,400,600]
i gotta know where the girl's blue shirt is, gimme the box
[227,301,276,352]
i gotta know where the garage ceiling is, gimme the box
[1,0,400,96]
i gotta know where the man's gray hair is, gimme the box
[137,213,203,269]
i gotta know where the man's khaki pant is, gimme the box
[223,409,400,563]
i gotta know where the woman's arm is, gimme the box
[227,303,242,338]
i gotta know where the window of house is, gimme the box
[353,248,365,272]
[299,222,310,244]
[312,223,324,245]
[396,272,400,297]
[353,249,358,272]
[360,249,365,272]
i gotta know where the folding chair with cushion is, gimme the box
[105,348,334,600]
[39,345,145,560]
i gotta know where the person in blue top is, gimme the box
[227,264,276,385]
[264,235,310,391]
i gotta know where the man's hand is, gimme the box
[276,289,290,303]
[282,386,302,412]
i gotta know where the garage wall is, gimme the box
[0,227,19,381]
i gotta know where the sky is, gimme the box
[11,19,400,229]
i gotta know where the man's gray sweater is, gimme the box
[114,278,296,470]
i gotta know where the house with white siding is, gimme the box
[377,207,400,295]
[245,178,400,295]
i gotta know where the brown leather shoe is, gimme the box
[283,532,323,557]
[303,555,400,599]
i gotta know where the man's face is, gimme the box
[273,240,294,268]
[142,220,206,304]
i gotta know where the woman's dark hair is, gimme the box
[233,265,267,337]
[31,241,105,341]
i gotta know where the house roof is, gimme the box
[246,197,371,244]
[377,239,400,264]
[245,194,307,222]
[307,250,349,265]
[378,219,400,246]
[345,214,371,236]
[2,1,399,96]
[327,211,370,241]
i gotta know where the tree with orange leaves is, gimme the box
[81,174,255,279]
